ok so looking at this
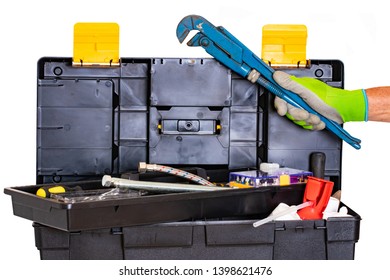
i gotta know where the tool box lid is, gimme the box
[35,57,343,187]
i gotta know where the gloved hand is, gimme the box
[273,71,368,130]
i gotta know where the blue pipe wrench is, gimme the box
[176,15,361,150]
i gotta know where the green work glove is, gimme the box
[273,71,368,130]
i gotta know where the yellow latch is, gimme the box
[262,24,308,67]
[73,22,120,67]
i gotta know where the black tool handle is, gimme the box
[310,152,326,179]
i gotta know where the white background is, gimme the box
[1,0,389,279]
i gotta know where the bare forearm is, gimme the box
[366,87,390,122]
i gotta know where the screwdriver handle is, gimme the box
[36,185,81,198]
[310,152,326,179]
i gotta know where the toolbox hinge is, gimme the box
[261,24,309,68]
[73,22,120,67]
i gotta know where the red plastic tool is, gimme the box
[297,176,334,220]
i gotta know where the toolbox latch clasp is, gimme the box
[261,24,309,68]
[73,22,120,67]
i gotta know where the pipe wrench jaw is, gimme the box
[176,15,211,44]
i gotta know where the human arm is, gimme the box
[273,71,390,130]
[366,87,390,122]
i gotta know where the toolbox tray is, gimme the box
[5,179,305,231]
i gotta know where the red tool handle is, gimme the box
[297,176,334,220]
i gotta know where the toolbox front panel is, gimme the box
[33,211,360,260]
[123,223,275,260]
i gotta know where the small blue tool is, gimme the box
[176,15,361,149]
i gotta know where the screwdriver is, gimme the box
[36,185,82,198]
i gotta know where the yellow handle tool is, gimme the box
[36,185,80,198]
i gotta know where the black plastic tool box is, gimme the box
[4,57,360,260]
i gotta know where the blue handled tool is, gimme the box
[176,15,361,149]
